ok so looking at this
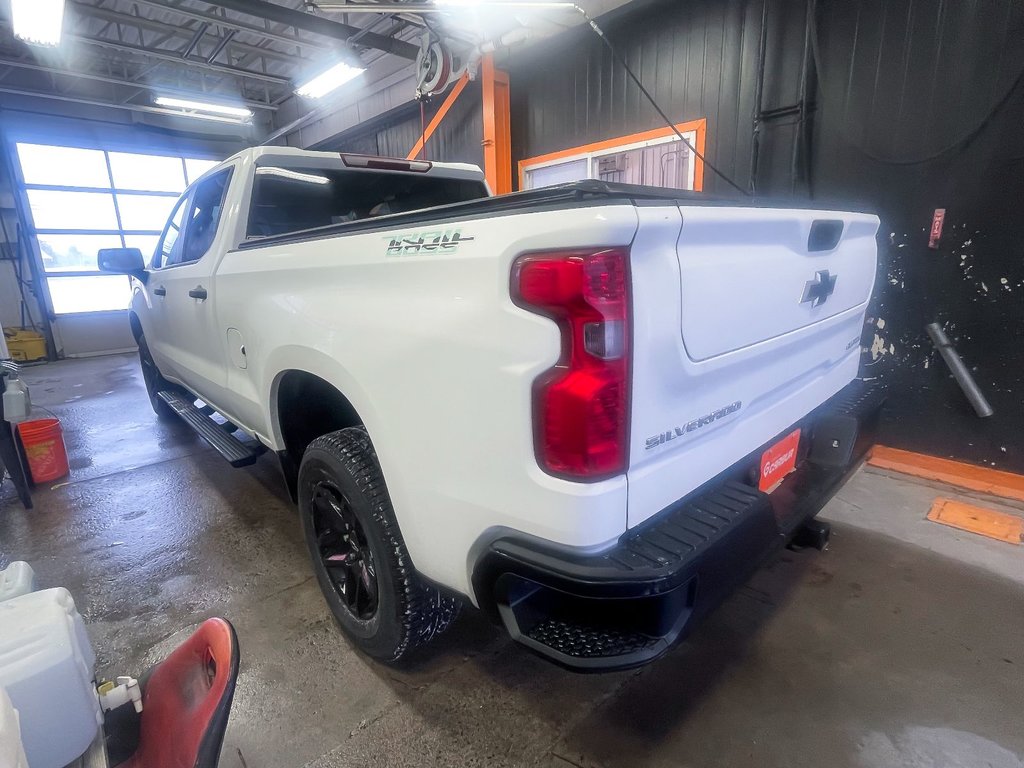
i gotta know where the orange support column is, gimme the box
[406,73,470,161]
[481,54,512,195]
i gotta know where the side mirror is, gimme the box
[98,248,146,278]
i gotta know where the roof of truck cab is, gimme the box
[221,146,484,178]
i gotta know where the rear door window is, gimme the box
[246,165,487,238]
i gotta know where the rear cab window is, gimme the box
[245,162,488,239]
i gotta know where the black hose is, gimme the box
[585,17,750,196]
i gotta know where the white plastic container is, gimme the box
[0,562,37,603]
[0,588,101,768]
[0,686,29,768]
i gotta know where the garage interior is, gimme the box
[1,1,1022,767]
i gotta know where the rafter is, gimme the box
[0,82,261,129]
[71,2,317,66]
[91,0,329,52]
[67,32,293,85]
[0,54,278,109]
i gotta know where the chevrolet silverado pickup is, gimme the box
[98,146,883,670]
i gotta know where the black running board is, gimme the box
[156,390,264,467]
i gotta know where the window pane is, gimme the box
[16,143,110,188]
[47,275,132,314]
[116,194,178,231]
[247,165,487,238]
[184,158,219,184]
[27,189,119,230]
[595,142,693,189]
[108,152,186,193]
[523,158,588,189]
[178,171,230,265]
[37,234,123,272]
[155,195,190,268]
[123,235,160,261]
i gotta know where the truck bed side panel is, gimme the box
[213,205,640,600]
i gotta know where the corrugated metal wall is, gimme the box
[509,0,1024,471]
[811,0,1024,468]
[510,0,764,195]
[317,81,484,169]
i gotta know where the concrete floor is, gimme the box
[2,353,1022,768]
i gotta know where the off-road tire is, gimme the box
[137,333,176,421]
[298,427,461,661]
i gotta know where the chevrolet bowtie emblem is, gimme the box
[801,270,837,308]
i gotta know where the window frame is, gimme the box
[9,138,222,315]
[517,119,707,193]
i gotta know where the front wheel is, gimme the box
[137,333,176,421]
[298,428,460,662]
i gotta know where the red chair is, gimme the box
[116,618,239,768]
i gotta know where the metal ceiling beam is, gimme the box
[200,0,419,59]
[69,33,292,85]
[0,55,278,109]
[181,22,209,58]
[0,83,258,130]
[106,0,328,53]
[70,3,312,65]
[206,29,236,63]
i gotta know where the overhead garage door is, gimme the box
[12,142,218,355]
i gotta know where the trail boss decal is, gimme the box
[645,401,743,450]
[384,228,474,256]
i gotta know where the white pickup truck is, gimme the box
[99,146,884,670]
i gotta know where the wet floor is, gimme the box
[2,353,1022,768]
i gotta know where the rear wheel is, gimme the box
[137,334,176,421]
[298,428,460,661]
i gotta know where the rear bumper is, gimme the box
[471,380,885,671]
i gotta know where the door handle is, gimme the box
[153,285,166,297]
[188,285,208,300]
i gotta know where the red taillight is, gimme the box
[511,248,631,481]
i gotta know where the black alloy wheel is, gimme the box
[310,479,378,621]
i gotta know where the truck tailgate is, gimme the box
[677,210,876,360]
[626,205,879,529]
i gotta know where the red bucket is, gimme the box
[17,418,70,484]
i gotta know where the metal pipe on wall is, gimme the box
[748,0,768,195]
[791,5,811,194]
[925,323,994,418]
[791,0,816,197]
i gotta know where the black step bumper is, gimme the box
[472,380,885,671]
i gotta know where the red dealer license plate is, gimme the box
[759,429,802,493]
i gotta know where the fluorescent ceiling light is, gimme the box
[295,61,366,99]
[12,0,66,47]
[154,96,253,119]
[163,111,250,125]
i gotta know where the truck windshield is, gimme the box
[246,165,488,238]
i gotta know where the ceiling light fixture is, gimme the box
[12,0,66,47]
[295,61,366,99]
[154,96,253,119]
